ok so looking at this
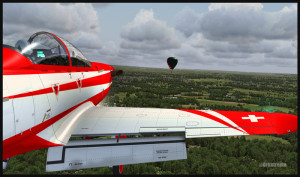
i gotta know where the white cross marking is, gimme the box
[242,115,264,122]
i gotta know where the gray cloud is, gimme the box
[174,4,297,67]
[71,33,102,50]
[3,3,100,34]
[61,3,110,9]
[177,44,296,69]
[2,3,297,74]
[190,34,277,59]
[98,41,119,56]
[210,52,251,59]
[3,3,101,49]
[116,5,297,73]
[265,46,297,59]
[263,57,297,68]
[195,38,275,53]
[92,3,110,9]
[175,4,297,43]
[172,38,296,71]
[175,7,201,38]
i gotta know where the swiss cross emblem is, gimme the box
[242,115,264,122]
[51,84,60,100]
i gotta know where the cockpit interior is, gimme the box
[14,31,91,67]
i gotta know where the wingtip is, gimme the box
[272,113,297,135]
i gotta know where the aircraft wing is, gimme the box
[45,106,297,172]
[71,106,297,138]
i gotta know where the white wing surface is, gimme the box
[71,106,249,138]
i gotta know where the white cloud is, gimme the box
[280,3,297,13]
[114,9,182,69]
[208,3,263,12]
[120,9,180,51]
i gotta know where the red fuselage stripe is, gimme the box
[3,85,112,160]
[4,72,111,100]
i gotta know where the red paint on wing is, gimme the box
[214,111,297,135]
[178,109,297,135]
[271,113,297,134]
[179,109,245,133]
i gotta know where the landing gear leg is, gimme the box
[113,165,123,175]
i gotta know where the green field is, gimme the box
[180,98,294,113]
[197,98,240,105]
[189,78,232,83]
[233,135,290,145]
[242,104,294,113]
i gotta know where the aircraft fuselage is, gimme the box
[3,44,114,160]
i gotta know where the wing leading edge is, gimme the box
[71,107,297,138]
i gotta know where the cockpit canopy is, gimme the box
[15,31,91,67]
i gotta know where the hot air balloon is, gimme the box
[167,57,178,71]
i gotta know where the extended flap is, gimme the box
[46,136,187,172]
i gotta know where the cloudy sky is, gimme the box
[3,3,297,74]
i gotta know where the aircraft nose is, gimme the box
[272,113,297,134]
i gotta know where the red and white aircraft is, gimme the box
[3,31,297,174]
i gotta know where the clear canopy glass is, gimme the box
[15,32,91,67]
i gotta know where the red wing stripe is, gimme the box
[178,109,245,133]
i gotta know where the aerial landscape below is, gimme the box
[3,66,297,175]
[2,2,297,175]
